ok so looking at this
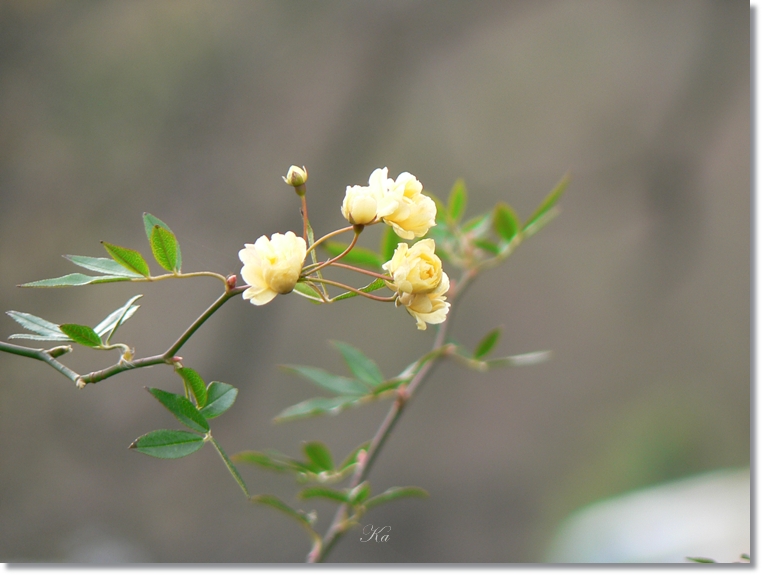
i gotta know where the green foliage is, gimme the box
[447,179,468,223]
[364,486,429,510]
[64,255,144,278]
[250,495,315,529]
[101,242,151,277]
[298,486,349,503]
[274,396,365,423]
[129,429,205,459]
[473,328,501,359]
[293,280,324,302]
[94,295,142,342]
[380,225,402,262]
[6,311,70,341]
[331,278,386,302]
[176,367,208,408]
[331,341,385,386]
[19,273,134,288]
[321,242,382,269]
[143,213,182,271]
[523,173,569,237]
[281,365,370,396]
[492,202,521,244]
[59,324,102,348]
[303,441,334,472]
[150,225,180,272]
[200,382,238,419]
[147,387,210,433]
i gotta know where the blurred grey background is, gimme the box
[0,0,749,563]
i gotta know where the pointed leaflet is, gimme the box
[485,350,552,368]
[492,203,521,244]
[331,341,384,386]
[274,396,364,423]
[303,441,334,472]
[281,365,370,396]
[331,278,387,302]
[523,173,569,236]
[298,487,349,503]
[101,242,151,277]
[129,429,204,459]
[232,451,295,473]
[321,242,382,269]
[143,213,182,270]
[364,486,428,510]
[447,179,467,223]
[146,387,209,433]
[6,311,69,341]
[293,281,324,303]
[348,481,371,505]
[176,367,208,408]
[473,328,501,359]
[150,225,180,272]
[59,324,102,348]
[199,382,238,419]
[19,273,134,288]
[94,295,142,340]
[64,255,144,278]
[250,495,313,529]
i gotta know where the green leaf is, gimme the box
[64,255,144,278]
[19,273,135,288]
[430,193,447,225]
[143,213,182,271]
[250,495,312,528]
[94,295,142,339]
[6,311,69,341]
[129,429,204,459]
[146,387,209,433]
[485,350,552,368]
[282,365,370,396]
[149,225,180,272]
[523,173,569,236]
[380,226,402,263]
[293,281,324,303]
[447,178,467,223]
[461,213,492,235]
[298,487,349,503]
[322,242,382,269]
[493,202,521,243]
[231,450,293,473]
[59,324,102,348]
[474,328,501,359]
[176,367,208,409]
[274,396,363,423]
[303,441,334,472]
[101,242,151,277]
[199,381,238,419]
[331,277,387,302]
[331,341,385,386]
[339,441,370,470]
[348,481,371,505]
[741,554,751,561]
[364,486,429,510]
[473,239,500,255]
[687,557,716,563]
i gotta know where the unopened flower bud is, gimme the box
[283,165,308,187]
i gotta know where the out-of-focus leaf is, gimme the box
[149,225,180,272]
[331,341,385,386]
[364,486,428,510]
[293,281,324,302]
[94,295,142,339]
[59,324,102,348]
[64,255,143,278]
[322,242,382,269]
[380,226,402,263]
[348,481,371,505]
[274,396,363,423]
[143,213,182,271]
[176,367,208,409]
[129,429,204,459]
[485,350,552,368]
[250,495,313,528]
[6,311,69,341]
[303,441,334,472]
[331,278,388,302]
[493,202,521,243]
[101,242,151,277]
[473,328,501,359]
[339,441,370,471]
[19,273,134,288]
[523,174,569,236]
[298,487,349,503]
[447,179,467,223]
[430,194,447,225]
[232,450,296,473]
[147,387,209,433]
[687,558,716,564]
[282,365,370,396]
[461,213,492,235]
[199,382,237,419]
[474,239,500,255]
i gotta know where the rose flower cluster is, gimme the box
[238,167,450,330]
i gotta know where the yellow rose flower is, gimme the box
[341,167,396,225]
[380,172,437,240]
[382,239,442,295]
[397,272,451,330]
[239,231,307,305]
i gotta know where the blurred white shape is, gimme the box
[545,468,750,563]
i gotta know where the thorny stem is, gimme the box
[311,268,477,562]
